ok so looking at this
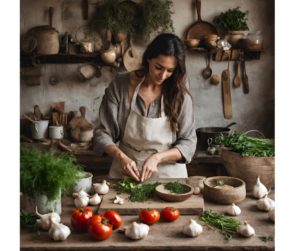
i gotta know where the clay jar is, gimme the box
[80,42,94,53]
[101,49,117,64]
[224,31,244,48]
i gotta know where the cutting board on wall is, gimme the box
[98,178,204,215]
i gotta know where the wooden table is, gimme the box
[20,179,275,251]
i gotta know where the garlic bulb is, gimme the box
[74,194,89,208]
[252,176,268,199]
[49,217,71,241]
[268,208,275,222]
[227,203,241,216]
[89,193,101,206]
[207,147,217,155]
[256,194,275,211]
[35,207,61,230]
[125,222,149,240]
[193,187,201,195]
[93,180,109,195]
[114,196,124,205]
[182,219,203,237]
[72,188,90,198]
[237,221,255,238]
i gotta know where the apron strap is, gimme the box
[161,95,165,117]
[131,76,145,110]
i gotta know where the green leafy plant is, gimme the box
[20,145,84,207]
[213,7,249,31]
[164,181,188,194]
[260,235,274,242]
[20,211,38,229]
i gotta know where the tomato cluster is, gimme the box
[139,207,180,224]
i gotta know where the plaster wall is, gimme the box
[20,0,275,138]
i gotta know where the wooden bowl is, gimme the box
[155,184,194,202]
[203,176,246,204]
[204,40,217,50]
[184,39,200,48]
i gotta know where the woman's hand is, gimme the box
[140,154,159,183]
[118,155,140,182]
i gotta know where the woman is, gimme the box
[93,33,197,183]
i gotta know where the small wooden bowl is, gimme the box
[184,39,200,48]
[204,40,217,50]
[155,184,194,202]
[203,176,246,204]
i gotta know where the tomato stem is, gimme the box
[79,207,86,213]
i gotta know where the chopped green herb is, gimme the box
[20,211,38,229]
[260,235,274,242]
[210,179,225,187]
[30,231,40,241]
[199,210,241,242]
[164,181,188,194]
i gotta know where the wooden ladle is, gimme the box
[203,52,212,79]
[233,53,241,88]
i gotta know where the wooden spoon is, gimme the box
[222,58,232,119]
[242,60,249,94]
[203,52,212,79]
[233,53,241,88]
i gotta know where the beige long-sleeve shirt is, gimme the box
[93,72,197,164]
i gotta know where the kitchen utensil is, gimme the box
[80,42,94,53]
[211,75,220,85]
[123,34,142,72]
[101,30,117,64]
[49,126,63,139]
[222,58,233,119]
[52,112,60,126]
[21,34,37,53]
[78,63,101,81]
[195,122,236,149]
[155,184,194,202]
[184,39,200,48]
[69,172,93,195]
[242,60,249,94]
[203,52,212,79]
[29,112,37,121]
[203,176,246,204]
[187,176,206,190]
[221,147,275,192]
[23,114,34,122]
[204,39,218,50]
[186,0,218,47]
[224,31,244,48]
[31,120,49,140]
[21,7,59,54]
[233,54,241,88]
[34,105,42,120]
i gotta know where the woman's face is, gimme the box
[147,54,178,85]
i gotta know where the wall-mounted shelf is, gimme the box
[186,48,269,61]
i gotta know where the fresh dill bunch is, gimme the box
[164,181,188,194]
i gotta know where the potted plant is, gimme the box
[213,7,249,48]
[20,145,84,215]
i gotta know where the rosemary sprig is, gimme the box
[164,181,188,194]
[260,235,274,242]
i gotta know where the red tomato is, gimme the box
[70,207,94,232]
[161,207,180,222]
[103,210,122,229]
[87,215,113,240]
[139,208,160,225]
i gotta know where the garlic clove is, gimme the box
[193,186,201,195]
[114,196,124,205]
[89,193,101,206]
[256,194,275,211]
[182,219,203,237]
[74,194,89,208]
[49,217,71,241]
[252,176,268,199]
[268,208,275,222]
[93,180,109,195]
[237,221,255,238]
[35,206,61,231]
[125,222,149,240]
[72,188,90,198]
[227,203,241,216]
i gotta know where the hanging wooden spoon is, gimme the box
[242,60,249,94]
[203,52,212,79]
[222,58,232,119]
[233,53,241,88]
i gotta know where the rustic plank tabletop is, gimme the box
[20,178,275,251]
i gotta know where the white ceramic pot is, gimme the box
[70,172,93,194]
[31,120,49,140]
[187,176,206,191]
[49,126,63,139]
[35,188,62,215]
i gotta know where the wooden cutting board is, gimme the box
[222,69,233,119]
[98,178,204,215]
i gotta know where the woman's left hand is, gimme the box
[140,154,159,183]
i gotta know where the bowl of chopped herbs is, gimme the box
[155,181,194,202]
[203,176,246,204]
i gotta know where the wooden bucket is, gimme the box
[221,147,275,192]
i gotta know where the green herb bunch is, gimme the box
[20,145,84,205]
[215,131,275,157]
[210,179,225,187]
[164,181,188,194]
[213,7,249,31]
[199,210,241,242]
[20,211,38,229]
[260,235,274,242]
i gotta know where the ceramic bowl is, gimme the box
[70,172,93,194]
[101,50,117,64]
[184,39,200,48]
[155,183,194,202]
[203,176,246,204]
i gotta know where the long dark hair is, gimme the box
[136,33,192,131]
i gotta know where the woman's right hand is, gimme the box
[118,155,140,182]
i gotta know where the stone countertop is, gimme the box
[20,179,275,251]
